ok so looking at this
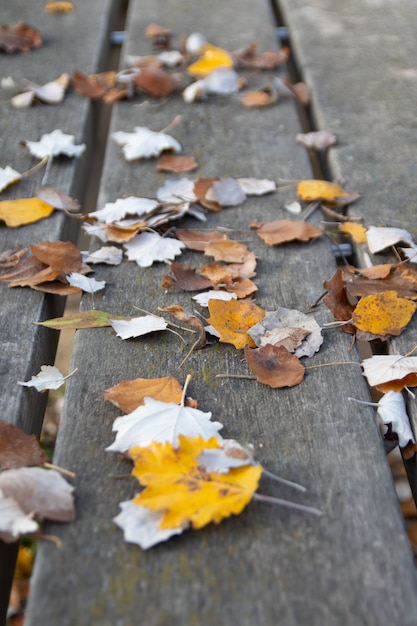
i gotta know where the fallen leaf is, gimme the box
[283,78,311,105]
[366,225,416,254]
[31,241,82,274]
[18,365,75,391]
[187,44,233,77]
[244,344,305,388]
[184,68,240,102]
[255,219,322,245]
[0,23,42,54]
[134,67,178,97]
[240,87,277,108]
[130,435,262,530]
[114,500,187,549]
[160,304,206,350]
[10,73,70,108]
[162,262,214,291]
[175,229,229,252]
[0,497,39,543]
[234,46,289,70]
[297,179,350,202]
[339,221,367,244]
[352,291,417,336]
[361,354,417,392]
[110,315,168,340]
[36,187,80,212]
[0,166,21,193]
[345,264,417,300]
[106,399,223,452]
[225,277,258,299]
[205,177,246,207]
[296,130,336,151]
[192,290,237,307]
[37,310,129,330]
[44,1,74,12]
[322,268,356,332]
[87,196,159,224]
[376,392,415,448]
[72,69,118,100]
[123,231,185,267]
[207,299,265,349]
[105,376,184,413]
[157,178,196,204]
[23,129,86,159]
[112,126,181,160]
[67,272,106,293]
[0,197,54,227]
[85,246,123,265]
[204,240,250,263]
[0,421,47,469]
[157,155,198,172]
[145,23,172,42]
[237,178,276,196]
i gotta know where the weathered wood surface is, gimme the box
[0,1,125,623]
[279,0,417,485]
[24,1,417,625]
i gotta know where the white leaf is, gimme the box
[296,130,337,151]
[362,354,417,387]
[0,166,21,192]
[366,225,415,254]
[192,290,237,307]
[18,365,75,391]
[67,272,106,293]
[25,129,86,159]
[11,91,35,108]
[156,178,197,204]
[377,392,415,447]
[0,467,75,522]
[82,222,109,243]
[0,495,38,543]
[88,196,159,224]
[85,246,123,266]
[112,126,181,160]
[284,200,302,215]
[399,247,417,263]
[183,79,207,103]
[114,500,187,549]
[197,439,255,474]
[157,50,184,67]
[123,231,185,267]
[205,177,246,207]
[185,32,207,55]
[203,68,239,95]
[237,178,276,196]
[248,307,323,358]
[111,315,168,339]
[106,396,223,452]
[30,73,70,104]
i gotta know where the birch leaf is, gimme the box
[67,272,106,293]
[244,344,305,388]
[110,315,168,340]
[207,300,265,349]
[192,290,237,307]
[0,421,47,469]
[297,179,349,202]
[0,197,54,227]
[88,196,159,224]
[237,178,276,196]
[123,231,185,267]
[106,397,223,452]
[156,178,197,204]
[18,365,75,391]
[361,354,417,391]
[112,126,181,160]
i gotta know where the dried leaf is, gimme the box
[44,2,74,12]
[207,300,265,349]
[204,240,250,263]
[0,197,54,227]
[352,291,417,336]
[106,399,223,452]
[123,232,185,267]
[36,187,80,212]
[112,126,181,160]
[0,23,42,54]
[31,241,82,274]
[377,392,415,448]
[160,305,206,349]
[157,155,198,173]
[0,166,21,193]
[110,315,168,340]
[297,180,350,202]
[38,310,129,330]
[130,436,262,531]
[114,500,187,549]
[240,87,277,108]
[11,73,70,108]
[105,376,184,413]
[24,129,86,159]
[345,265,417,300]
[0,497,38,542]
[67,272,106,293]
[134,67,177,97]
[73,69,117,100]
[244,344,305,388]
[255,219,322,245]
[296,130,336,151]
[162,262,213,291]
[366,225,415,254]
[205,178,246,207]
[85,246,123,266]
[187,44,233,77]
[361,354,417,392]
[0,421,47,470]
[176,229,229,252]
[88,196,159,224]
[237,178,276,196]
[18,365,75,391]
[157,178,196,204]
[338,222,367,244]
[323,268,356,332]
[192,290,237,307]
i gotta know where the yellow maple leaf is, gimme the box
[187,44,233,77]
[130,436,262,530]
[353,291,417,336]
[0,198,54,227]
[297,179,349,202]
[207,299,265,349]
[338,221,367,244]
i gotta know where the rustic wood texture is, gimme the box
[0,1,125,622]
[25,1,417,625]
[278,0,417,488]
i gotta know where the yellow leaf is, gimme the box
[0,198,54,227]
[130,436,262,530]
[338,221,367,244]
[297,179,349,202]
[353,291,417,336]
[44,1,74,12]
[207,299,265,349]
[187,44,233,77]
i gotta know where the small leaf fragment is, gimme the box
[110,315,168,340]
[0,421,47,469]
[18,365,75,391]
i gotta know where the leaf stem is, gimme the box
[347,397,379,407]
[262,468,306,493]
[21,155,49,179]
[42,462,76,478]
[253,492,323,516]
[181,374,192,405]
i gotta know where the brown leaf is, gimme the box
[157,155,198,173]
[31,241,82,274]
[105,376,183,413]
[0,252,50,287]
[283,77,311,105]
[235,46,289,70]
[194,177,221,211]
[36,188,80,213]
[0,421,47,469]
[73,69,117,100]
[0,247,27,269]
[244,344,305,388]
[31,281,81,295]
[134,67,177,97]
[204,240,250,263]
[162,262,214,291]
[0,22,42,54]
[255,219,322,245]
[346,265,417,300]
[225,277,258,298]
[176,229,229,252]
[145,23,172,39]
[240,87,277,108]
[160,304,206,349]
[322,268,356,333]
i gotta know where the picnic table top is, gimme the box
[1,1,417,625]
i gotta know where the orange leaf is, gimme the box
[244,345,305,388]
[338,222,367,244]
[0,198,54,227]
[204,240,250,262]
[255,219,322,245]
[104,376,184,413]
[240,89,276,108]
[353,291,417,336]
[207,300,265,349]
[31,241,82,274]
[176,229,229,252]
[157,155,198,173]
[44,1,74,12]
[187,44,233,77]
[297,180,349,202]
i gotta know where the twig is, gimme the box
[42,462,76,478]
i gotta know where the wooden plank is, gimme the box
[25,0,417,624]
[278,0,417,489]
[0,0,125,621]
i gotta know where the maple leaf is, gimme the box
[23,129,86,159]
[0,166,21,193]
[110,315,168,340]
[112,126,181,160]
[361,354,417,392]
[87,196,159,223]
[352,291,417,337]
[123,231,185,267]
[104,376,184,413]
[0,197,54,227]
[130,435,262,530]
[0,421,47,470]
[18,365,76,391]
[0,22,42,54]
[255,219,322,245]
[244,344,305,388]
[207,299,265,349]
[106,396,223,453]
